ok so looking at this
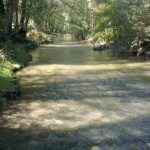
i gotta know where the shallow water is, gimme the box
[0,41,150,150]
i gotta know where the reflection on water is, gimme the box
[31,42,134,65]
[0,41,150,150]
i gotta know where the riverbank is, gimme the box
[83,38,150,59]
[0,40,39,106]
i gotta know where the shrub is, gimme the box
[13,48,31,65]
[93,28,115,43]
[24,41,39,51]
[0,62,14,89]
[27,30,53,44]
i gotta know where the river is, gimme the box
[0,40,150,150]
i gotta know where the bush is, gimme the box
[93,28,115,43]
[13,48,31,65]
[1,41,32,65]
[27,30,53,44]
[0,59,18,89]
[24,41,39,51]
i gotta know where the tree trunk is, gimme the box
[0,0,5,41]
[0,0,4,16]
[4,0,16,36]
[14,0,19,32]
[20,0,28,36]
[25,16,29,32]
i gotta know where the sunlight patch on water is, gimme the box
[10,57,150,130]
[1,98,150,130]
[42,44,87,48]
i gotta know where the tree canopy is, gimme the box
[0,0,149,45]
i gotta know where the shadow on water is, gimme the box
[0,115,150,150]
[20,73,150,102]
[0,41,150,150]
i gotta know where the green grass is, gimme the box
[0,60,17,89]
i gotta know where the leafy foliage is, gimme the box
[93,0,150,45]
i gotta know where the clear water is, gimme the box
[0,40,150,150]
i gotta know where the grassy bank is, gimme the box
[0,41,39,106]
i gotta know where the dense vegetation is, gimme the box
[0,0,149,47]
[0,0,150,103]
[91,0,150,55]
[0,0,54,104]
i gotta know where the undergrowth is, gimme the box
[0,40,38,106]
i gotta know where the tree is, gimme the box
[19,0,28,36]
[0,0,5,41]
[4,0,16,35]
